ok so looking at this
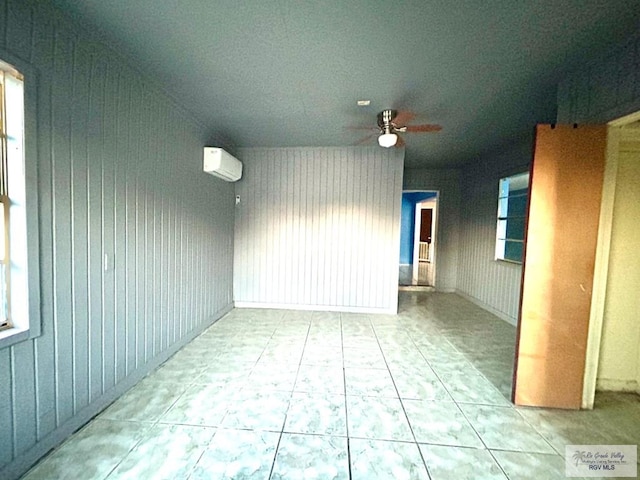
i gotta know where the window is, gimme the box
[0,65,21,330]
[0,54,40,348]
[496,171,529,263]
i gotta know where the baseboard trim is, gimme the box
[3,302,233,480]
[596,378,640,394]
[455,290,518,326]
[234,301,397,315]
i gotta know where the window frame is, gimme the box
[495,171,530,264]
[0,50,41,349]
[0,73,11,331]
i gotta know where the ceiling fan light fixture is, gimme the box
[378,132,397,148]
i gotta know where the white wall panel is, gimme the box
[557,29,640,124]
[0,1,234,478]
[402,168,461,292]
[455,139,532,325]
[234,146,404,313]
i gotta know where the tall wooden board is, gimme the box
[513,124,607,409]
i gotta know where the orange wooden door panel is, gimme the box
[513,124,607,409]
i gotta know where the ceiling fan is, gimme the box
[356,109,442,148]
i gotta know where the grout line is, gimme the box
[400,312,502,458]
[370,318,434,478]
[340,312,354,480]
[270,313,314,478]
[28,297,639,479]
[486,448,522,479]
[268,429,286,479]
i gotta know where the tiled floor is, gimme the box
[23,292,640,479]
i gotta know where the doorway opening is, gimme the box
[399,191,438,287]
[512,114,640,409]
[583,110,640,408]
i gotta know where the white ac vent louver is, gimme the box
[203,147,243,182]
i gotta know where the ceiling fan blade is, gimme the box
[395,135,406,147]
[347,125,379,131]
[392,110,416,127]
[405,123,442,133]
[355,133,376,145]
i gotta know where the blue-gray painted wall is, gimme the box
[1,0,639,478]
[557,29,640,124]
[456,136,533,324]
[455,27,640,325]
[234,146,404,313]
[399,191,437,265]
[0,1,235,478]
[403,169,461,292]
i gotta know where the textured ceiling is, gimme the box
[52,0,640,167]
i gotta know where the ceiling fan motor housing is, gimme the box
[377,109,397,130]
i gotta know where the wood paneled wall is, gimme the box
[0,1,234,478]
[456,179,524,325]
[403,168,461,292]
[234,146,404,313]
[557,29,640,124]
[455,139,533,325]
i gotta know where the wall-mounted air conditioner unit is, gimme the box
[203,147,243,182]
